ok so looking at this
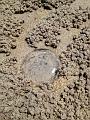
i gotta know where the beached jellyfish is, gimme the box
[21,49,60,83]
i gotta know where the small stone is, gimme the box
[45,40,50,46]
[10,43,16,49]
[51,43,57,48]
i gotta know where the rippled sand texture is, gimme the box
[0,0,90,120]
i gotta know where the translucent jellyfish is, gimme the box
[21,49,60,83]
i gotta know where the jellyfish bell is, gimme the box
[21,49,61,83]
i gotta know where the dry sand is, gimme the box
[0,0,90,120]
